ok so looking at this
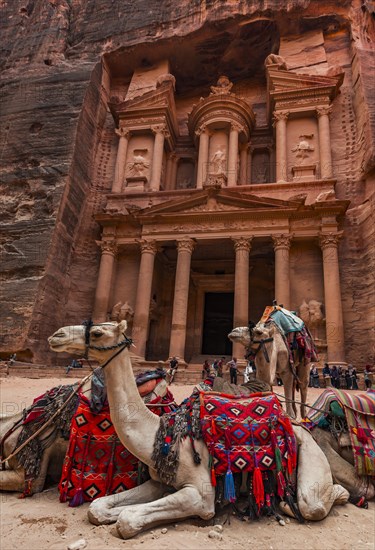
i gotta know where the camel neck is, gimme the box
[102,348,160,467]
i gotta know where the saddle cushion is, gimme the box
[138,378,160,397]
[200,392,296,476]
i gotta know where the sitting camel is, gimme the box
[0,373,168,495]
[49,321,348,540]
[228,322,310,418]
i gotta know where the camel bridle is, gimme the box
[82,320,133,369]
[246,322,274,363]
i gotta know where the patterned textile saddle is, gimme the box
[303,388,375,476]
[153,389,300,519]
[59,377,175,507]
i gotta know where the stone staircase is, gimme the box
[0,360,233,384]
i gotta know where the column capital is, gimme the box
[195,124,212,137]
[137,239,158,255]
[316,105,333,118]
[230,121,244,133]
[232,236,253,252]
[176,237,195,254]
[272,234,292,250]
[151,124,169,137]
[273,110,289,126]
[98,239,118,256]
[319,232,343,250]
[115,127,130,139]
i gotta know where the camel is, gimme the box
[48,320,349,539]
[228,322,310,419]
[0,373,168,495]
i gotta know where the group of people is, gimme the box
[202,357,256,384]
[310,363,373,390]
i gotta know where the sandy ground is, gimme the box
[1,376,374,550]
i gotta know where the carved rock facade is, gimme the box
[0,1,373,367]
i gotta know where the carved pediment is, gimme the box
[137,189,303,220]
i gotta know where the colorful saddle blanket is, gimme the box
[200,392,297,477]
[59,388,176,506]
[303,388,375,476]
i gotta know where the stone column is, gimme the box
[169,238,195,361]
[319,233,345,364]
[247,146,253,184]
[228,122,241,186]
[317,106,333,179]
[232,237,252,361]
[164,153,174,190]
[273,111,289,183]
[132,240,158,359]
[170,153,178,190]
[150,125,168,192]
[272,234,292,309]
[196,126,210,189]
[92,240,118,322]
[112,128,130,193]
[239,144,248,185]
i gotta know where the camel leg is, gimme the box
[116,485,215,539]
[282,370,296,419]
[313,429,375,501]
[0,468,25,492]
[299,378,308,419]
[291,426,349,521]
[88,479,169,525]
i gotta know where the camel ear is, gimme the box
[118,320,128,335]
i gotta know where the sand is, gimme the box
[1,376,374,550]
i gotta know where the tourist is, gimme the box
[217,356,225,378]
[322,363,331,387]
[227,357,239,384]
[202,359,210,379]
[244,361,254,384]
[348,365,358,390]
[344,368,351,389]
[331,365,340,389]
[364,370,372,390]
[211,359,219,376]
[167,356,179,383]
[310,364,320,388]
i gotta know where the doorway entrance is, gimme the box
[202,292,234,355]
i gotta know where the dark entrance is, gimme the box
[202,292,234,355]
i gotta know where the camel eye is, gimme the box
[92,330,103,337]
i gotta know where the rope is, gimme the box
[0,372,93,465]
[272,391,335,416]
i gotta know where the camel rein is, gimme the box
[0,324,171,465]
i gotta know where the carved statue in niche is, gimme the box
[210,75,233,95]
[299,299,325,341]
[110,301,135,323]
[292,135,315,164]
[128,149,149,177]
[210,146,227,174]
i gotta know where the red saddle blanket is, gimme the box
[200,391,297,477]
[59,389,175,506]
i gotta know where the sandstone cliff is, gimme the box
[0,0,373,366]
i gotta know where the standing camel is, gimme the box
[48,320,348,539]
[228,321,310,419]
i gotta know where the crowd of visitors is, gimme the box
[201,356,256,383]
[310,362,373,389]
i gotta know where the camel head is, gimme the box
[228,326,251,347]
[48,320,129,363]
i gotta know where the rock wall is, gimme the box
[0,0,374,365]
